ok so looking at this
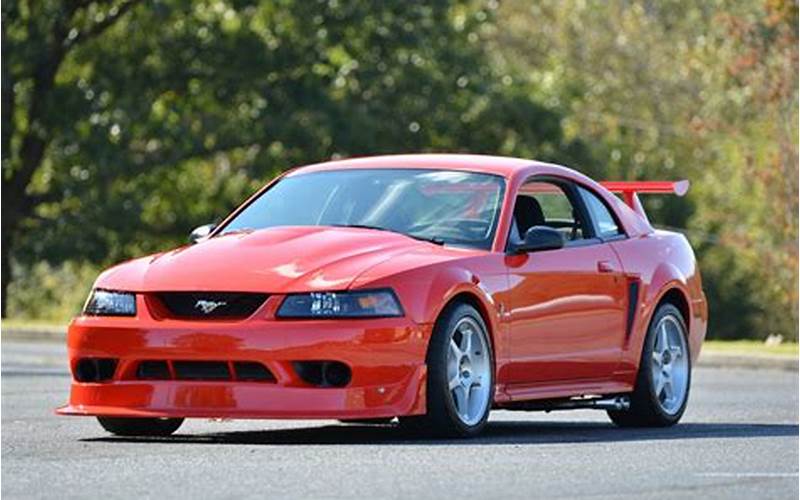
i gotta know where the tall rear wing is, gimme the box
[599,180,690,223]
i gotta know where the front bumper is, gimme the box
[57,295,430,419]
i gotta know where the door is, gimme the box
[503,178,628,386]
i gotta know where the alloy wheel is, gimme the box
[650,315,690,415]
[446,316,492,426]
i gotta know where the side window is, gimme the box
[578,186,622,238]
[512,181,588,242]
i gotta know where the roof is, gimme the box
[288,154,552,178]
[283,153,653,238]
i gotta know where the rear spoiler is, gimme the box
[600,180,689,222]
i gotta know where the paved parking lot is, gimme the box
[2,340,797,499]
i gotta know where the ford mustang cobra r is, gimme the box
[58,154,707,437]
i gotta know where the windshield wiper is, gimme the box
[331,224,445,246]
[332,223,389,232]
[405,233,446,246]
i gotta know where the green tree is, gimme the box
[2,0,584,318]
[492,0,798,340]
[689,0,798,339]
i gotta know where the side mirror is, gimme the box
[513,226,564,253]
[189,223,216,244]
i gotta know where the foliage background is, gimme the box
[2,0,798,340]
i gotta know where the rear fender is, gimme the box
[623,262,691,372]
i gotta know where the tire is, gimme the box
[400,302,494,438]
[97,417,184,437]
[608,303,691,427]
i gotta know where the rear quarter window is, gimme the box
[578,186,622,238]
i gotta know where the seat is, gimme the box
[513,196,546,240]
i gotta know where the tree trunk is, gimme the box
[0,192,21,318]
[1,231,11,318]
[1,176,31,318]
[0,1,143,318]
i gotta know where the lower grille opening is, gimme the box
[234,362,276,382]
[131,360,277,383]
[137,360,170,380]
[173,361,230,380]
[293,361,351,388]
[74,358,118,382]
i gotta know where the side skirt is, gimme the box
[499,394,630,412]
[495,379,633,405]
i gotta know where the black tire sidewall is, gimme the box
[97,417,184,436]
[640,304,692,424]
[427,302,494,437]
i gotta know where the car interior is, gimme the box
[511,181,587,244]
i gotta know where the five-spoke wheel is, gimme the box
[402,302,494,437]
[446,316,492,427]
[650,314,689,415]
[609,303,691,427]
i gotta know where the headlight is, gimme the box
[83,289,137,316]
[277,289,403,319]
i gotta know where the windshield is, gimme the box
[220,168,506,250]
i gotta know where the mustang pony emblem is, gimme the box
[194,299,227,314]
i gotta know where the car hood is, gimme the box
[95,226,478,293]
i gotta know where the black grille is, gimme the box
[155,292,268,319]
[173,361,231,380]
[234,362,276,382]
[137,360,170,380]
[132,360,276,382]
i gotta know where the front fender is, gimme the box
[359,261,506,353]
[425,269,501,328]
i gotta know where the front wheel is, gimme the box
[97,417,184,437]
[608,303,691,427]
[401,302,494,437]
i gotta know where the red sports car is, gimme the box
[58,154,707,437]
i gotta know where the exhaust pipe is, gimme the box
[505,395,630,412]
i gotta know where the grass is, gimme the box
[702,340,798,357]
[1,319,68,332]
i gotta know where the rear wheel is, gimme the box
[97,417,184,437]
[608,304,691,427]
[401,302,494,437]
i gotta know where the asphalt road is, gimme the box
[2,340,798,499]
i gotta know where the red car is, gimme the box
[58,154,707,437]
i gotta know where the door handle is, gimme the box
[597,260,617,273]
